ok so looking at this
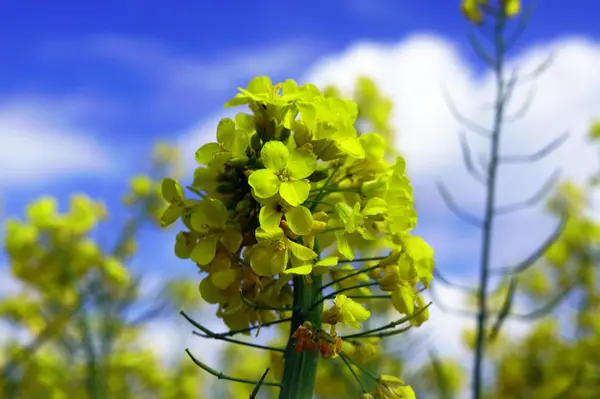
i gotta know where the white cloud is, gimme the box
[0,100,117,185]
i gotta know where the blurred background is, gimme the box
[1,1,599,398]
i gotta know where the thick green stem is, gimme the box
[278,275,323,399]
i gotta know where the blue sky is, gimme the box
[0,0,599,272]
[2,0,600,384]
[1,0,599,301]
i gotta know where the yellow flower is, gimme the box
[461,0,487,24]
[320,295,371,329]
[375,375,416,399]
[500,0,521,17]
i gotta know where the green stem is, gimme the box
[314,282,379,309]
[339,353,378,382]
[322,262,383,291]
[180,311,285,353]
[302,200,333,207]
[250,368,272,398]
[186,185,206,198]
[239,292,297,312]
[349,325,411,339]
[209,317,292,338]
[309,188,360,194]
[340,303,432,339]
[278,275,323,399]
[185,349,282,387]
[339,354,367,394]
[338,256,387,264]
[346,295,391,300]
[473,11,507,399]
[311,166,340,205]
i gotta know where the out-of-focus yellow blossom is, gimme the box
[375,375,416,399]
[320,294,371,331]
[461,0,487,24]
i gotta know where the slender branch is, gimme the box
[504,3,536,51]
[498,131,569,164]
[516,52,555,83]
[504,85,536,123]
[433,269,479,294]
[128,301,170,325]
[340,303,432,339]
[314,282,378,309]
[239,292,297,312]
[488,277,517,341]
[499,68,519,107]
[351,325,412,340]
[185,349,282,387]
[249,368,271,399]
[182,312,291,338]
[511,281,576,320]
[339,353,379,382]
[310,165,341,213]
[467,29,496,68]
[303,200,333,207]
[346,295,391,300]
[494,168,561,215]
[338,256,388,264]
[458,131,488,185]
[180,311,285,352]
[491,213,567,275]
[309,188,360,194]
[339,353,368,394]
[186,185,206,198]
[436,181,484,228]
[441,84,492,138]
[322,263,383,291]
